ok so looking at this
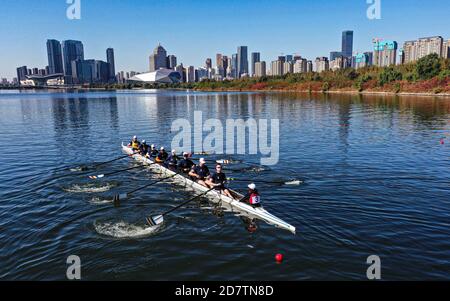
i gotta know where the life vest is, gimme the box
[131,140,140,149]
[249,191,261,205]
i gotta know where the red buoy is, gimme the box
[440,139,445,145]
[275,254,283,263]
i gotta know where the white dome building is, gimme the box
[130,68,182,84]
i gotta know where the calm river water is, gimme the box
[0,90,449,280]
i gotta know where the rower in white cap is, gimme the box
[165,149,179,171]
[189,157,210,187]
[127,135,140,150]
[178,152,195,173]
[156,146,168,163]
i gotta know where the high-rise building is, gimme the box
[443,40,450,59]
[237,46,249,77]
[175,64,186,82]
[315,57,329,72]
[285,55,293,62]
[330,51,342,61]
[47,39,64,74]
[222,56,228,76]
[62,40,84,84]
[373,40,398,67]
[167,55,177,69]
[254,61,266,77]
[402,36,445,64]
[283,61,293,74]
[216,54,223,69]
[342,30,353,58]
[330,56,348,71]
[186,66,196,83]
[16,66,28,84]
[231,53,238,78]
[294,59,308,73]
[307,61,313,72]
[72,59,110,84]
[271,60,284,76]
[205,58,212,69]
[354,53,371,69]
[149,44,168,72]
[106,48,116,82]
[251,52,260,77]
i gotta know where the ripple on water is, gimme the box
[94,220,162,238]
[62,182,119,193]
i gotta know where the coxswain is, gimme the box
[206,163,234,198]
[128,135,140,151]
[139,140,149,156]
[178,152,195,173]
[165,149,179,171]
[188,158,210,187]
[155,147,168,163]
[240,183,261,207]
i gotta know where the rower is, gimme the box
[155,147,168,163]
[206,163,234,198]
[240,183,261,208]
[165,149,179,171]
[128,135,140,151]
[188,158,210,187]
[147,144,158,158]
[139,140,149,156]
[178,152,194,173]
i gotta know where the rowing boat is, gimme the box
[122,143,296,234]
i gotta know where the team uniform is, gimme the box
[165,152,179,171]
[190,164,210,183]
[209,172,227,191]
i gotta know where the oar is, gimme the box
[189,157,239,165]
[88,165,144,179]
[60,153,138,172]
[227,178,303,186]
[112,173,178,207]
[146,187,216,226]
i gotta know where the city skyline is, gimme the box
[0,0,449,79]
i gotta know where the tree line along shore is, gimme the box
[2,54,449,96]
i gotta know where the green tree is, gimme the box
[415,53,441,80]
[378,67,402,86]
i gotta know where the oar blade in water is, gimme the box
[147,215,164,226]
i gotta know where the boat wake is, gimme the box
[94,221,160,238]
[89,196,114,205]
[63,182,119,193]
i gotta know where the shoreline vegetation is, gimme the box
[2,54,449,98]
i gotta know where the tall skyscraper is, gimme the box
[216,54,223,68]
[254,61,266,77]
[342,30,354,58]
[106,48,116,81]
[231,53,238,78]
[62,40,84,84]
[373,40,398,67]
[237,46,249,77]
[251,52,260,76]
[47,39,64,74]
[149,44,168,72]
[205,58,212,69]
[167,55,177,69]
[16,66,28,84]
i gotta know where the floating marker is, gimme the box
[275,253,283,263]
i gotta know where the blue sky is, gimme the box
[0,0,449,79]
